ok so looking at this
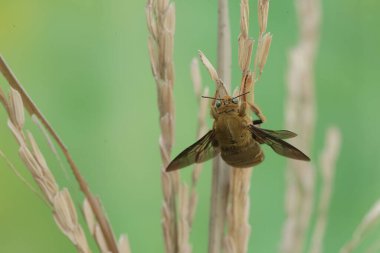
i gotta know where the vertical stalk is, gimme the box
[146,1,179,252]
[208,0,232,253]
[281,0,321,252]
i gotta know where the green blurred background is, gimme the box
[1,0,380,252]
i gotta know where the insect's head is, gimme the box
[202,92,249,114]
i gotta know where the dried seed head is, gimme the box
[240,0,249,37]
[146,5,157,39]
[8,119,24,146]
[258,33,272,76]
[83,198,96,234]
[95,224,109,253]
[9,88,25,129]
[118,235,132,253]
[147,36,158,78]
[199,51,219,83]
[258,0,270,34]
[238,38,254,72]
[53,189,79,241]
[198,51,228,97]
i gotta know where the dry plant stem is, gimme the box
[225,168,252,253]
[281,0,321,252]
[198,50,230,253]
[176,63,209,253]
[224,1,271,252]
[208,0,232,252]
[175,61,210,253]
[223,1,253,253]
[0,56,119,253]
[309,127,341,253]
[340,200,380,253]
[146,0,179,252]
[188,59,209,227]
[0,88,91,253]
[217,0,232,89]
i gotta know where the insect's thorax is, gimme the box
[214,114,251,147]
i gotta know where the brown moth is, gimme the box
[166,92,310,172]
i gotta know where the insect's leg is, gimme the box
[248,101,266,123]
[238,101,247,116]
[211,106,218,119]
[253,119,263,125]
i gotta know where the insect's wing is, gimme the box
[249,125,310,161]
[257,128,297,139]
[166,130,220,172]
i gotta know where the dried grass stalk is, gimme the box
[217,0,232,91]
[178,183,191,253]
[0,55,119,253]
[146,0,180,252]
[340,200,380,253]
[223,1,271,252]
[208,2,233,250]
[309,127,341,253]
[175,60,211,253]
[198,51,231,253]
[225,168,252,253]
[188,59,210,227]
[224,1,253,252]
[280,0,321,252]
[0,87,91,253]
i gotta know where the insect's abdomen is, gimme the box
[221,139,264,168]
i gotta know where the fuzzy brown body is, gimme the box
[213,112,263,168]
[165,94,310,172]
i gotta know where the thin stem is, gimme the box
[208,0,232,252]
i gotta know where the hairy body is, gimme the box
[166,95,309,172]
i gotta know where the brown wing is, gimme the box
[166,130,220,172]
[249,125,310,161]
[258,128,297,139]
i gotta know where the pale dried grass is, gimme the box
[0,87,90,253]
[146,0,181,252]
[309,127,341,253]
[188,59,210,227]
[281,0,321,252]
[0,55,126,253]
[198,50,231,253]
[208,1,233,251]
[198,1,272,252]
[224,1,271,252]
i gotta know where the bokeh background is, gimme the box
[1,0,380,252]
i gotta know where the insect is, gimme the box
[166,92,310,172]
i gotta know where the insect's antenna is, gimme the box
[233,91,250,99]
[201,95,223,100]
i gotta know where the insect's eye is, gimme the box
[232,97,239,104]
[215,100,222,108]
